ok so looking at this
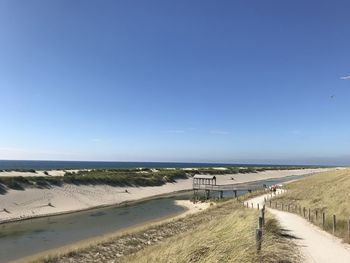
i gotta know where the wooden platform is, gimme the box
[193,182,264,191]
[192,180,266,200]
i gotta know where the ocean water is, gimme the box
[0,160,288,170]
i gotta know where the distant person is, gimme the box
[270,185,276,195]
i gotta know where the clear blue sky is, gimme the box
[1,1,350,165]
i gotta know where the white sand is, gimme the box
[0,169,84,177]
[214,168,328,184]
[175,200,211,217]
[0,168,330,223]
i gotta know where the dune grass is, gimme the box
[0,169,188,193]
[273,168,350,242]
[120,208,299,263]
[0,166,317,193]
[35,193,299,263]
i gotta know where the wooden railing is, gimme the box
[268,199,350,240]
[192,182,264,191]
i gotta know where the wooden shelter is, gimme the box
[193,175,216,186]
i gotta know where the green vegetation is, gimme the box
[62,169,188,186]
[0,170,187,193]
[273,168,350,242]
[33,194,299,263]
[0,166,320,193]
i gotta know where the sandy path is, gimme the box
[246,191,350,263]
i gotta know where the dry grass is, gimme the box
[120,208,299,263]
[29,192,299,263]
[117,195,299,263]
[273,168,350,242]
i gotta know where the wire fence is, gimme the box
[267,198,350,242]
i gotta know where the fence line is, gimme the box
[241,200,266,253]
[267,199,350,238]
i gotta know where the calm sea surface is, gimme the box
[0,160,304,170]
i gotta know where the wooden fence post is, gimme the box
[257,203,259,210]
[322,212,325,229]
[262,208,265,226]
[303,207,306,218]
[259,209,265,227]
[256,228,262,252]
[258,215,263,229]
[308,208,311,221]
[256,214,263,252]
[205,190,210,200]
[251,203,253,208]
[333,215,336,234]
[315,210,318,221]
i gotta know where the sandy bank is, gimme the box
[0,169,85,177]
[175,200,211,217]
[0,168,330,223]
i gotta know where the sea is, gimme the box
[0,160,300,170]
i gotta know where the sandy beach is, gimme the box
[0,169,85,177]
[0,168,329,223]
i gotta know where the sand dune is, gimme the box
[0,169,84,177]
[0,168,329,223]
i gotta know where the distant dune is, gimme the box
[0,168,330,223]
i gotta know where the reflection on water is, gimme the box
[89,211,106,217]
[201,173,311,198]
[0,198,185,263]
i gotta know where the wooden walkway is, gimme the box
[192,181,265,199]
[193,182,264,191]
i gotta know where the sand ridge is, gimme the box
[0,168,329,223]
